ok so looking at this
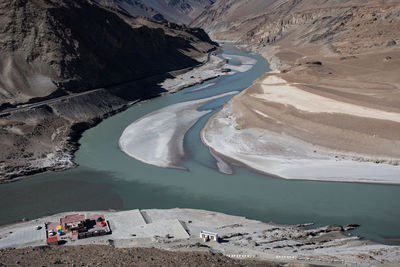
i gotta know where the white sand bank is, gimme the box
[187,82,216,93]
[160,53,257,93]
[201,104,400,184]
[221,54,257,73]
[160,55,226,93]
[119,92,238,169]
[221,54,258,65]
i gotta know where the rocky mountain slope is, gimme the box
[95,0,216,24]
[192,0,399,50]
[0,245,279,267]
[195,0,400,180]
[0,0,217,181]
[0,0,215,106]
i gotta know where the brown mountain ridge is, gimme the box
[0,0,217,181]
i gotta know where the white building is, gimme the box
[200,230,218,242]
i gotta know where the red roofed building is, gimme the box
[45,214,111,244]
[60,214,86,231]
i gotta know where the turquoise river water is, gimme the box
[1,48,399,244]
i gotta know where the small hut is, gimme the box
[200,231,218,242]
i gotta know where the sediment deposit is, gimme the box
[119,91,238,169]
[195,0,400,182]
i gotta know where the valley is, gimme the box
[0,0,217,182]
[1,1,400,266]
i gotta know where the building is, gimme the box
[200,230,218,242]
[45,213,111,245]
[45,221,63,245]
[60,214,86,231]
[78,214,110,239]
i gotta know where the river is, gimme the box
[1,47,400,245]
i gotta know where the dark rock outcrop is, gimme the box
[0,0,215,105]
[0,0,217,182]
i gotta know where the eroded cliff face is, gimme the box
[95,0,216,25]
[0,0,217,181]
[192,0,400,54]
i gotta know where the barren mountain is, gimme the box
[196,0,400,181]
[95,0,216,24]
[0,0,217,181]
[0,0,215,106]
[192,0,399,49]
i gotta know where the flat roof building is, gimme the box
[61,214,86,231]
[200,230,218,242]
[45,213,111,245]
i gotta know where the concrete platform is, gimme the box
[130,219,189,239]
[107,209,146,240]
[1,208,399,267]
[0,225,46,249]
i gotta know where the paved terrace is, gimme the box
[0,209,192,249]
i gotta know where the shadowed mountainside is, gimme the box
[0,0,217,181]
[95,0,216,25]
[0,0,215,105]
